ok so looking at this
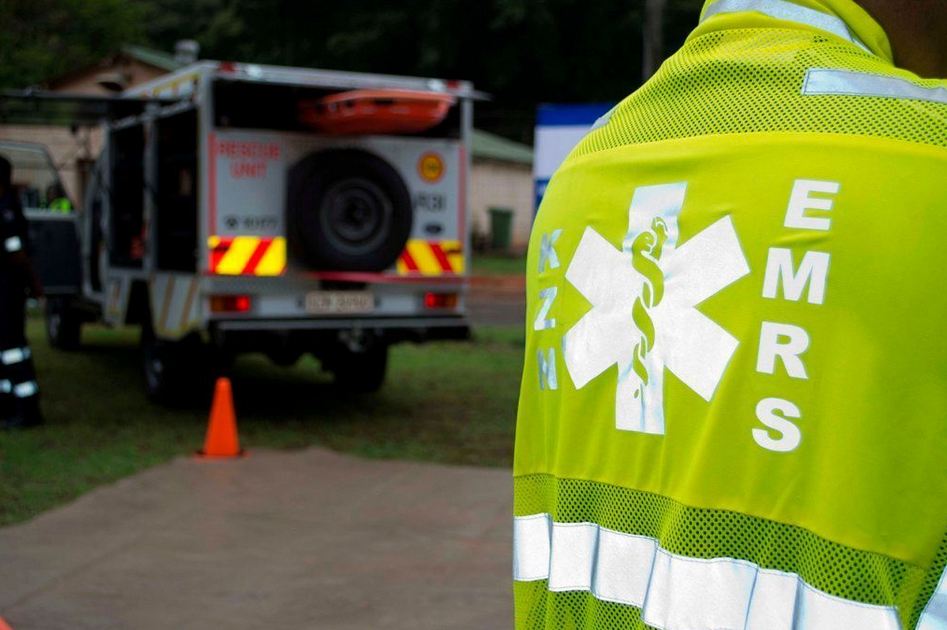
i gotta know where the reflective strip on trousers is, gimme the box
[3,236,22,253]
[918,563,947,630]
[0,379,10,393]
[0,347,31,365]
[13,380,38,399]
[701,0,871,52]
[513,514,901,630]
[803,68,947,105]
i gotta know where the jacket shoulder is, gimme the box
[573,27,947,159]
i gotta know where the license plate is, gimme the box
[304,291,375,315]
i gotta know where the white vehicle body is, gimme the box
[17,61,476,398]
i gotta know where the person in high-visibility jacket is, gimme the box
[0,156,43,428]
[45,184,72,214]
[514,1,946,628]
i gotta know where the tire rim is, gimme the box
[319,177,393,256]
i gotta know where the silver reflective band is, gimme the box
[918,563,947,630]
[0,347,31,365]
[590,106,616,132]
[701,0,870,52]
[13,381,38,398]
[513,514,901,630]
[4,236,22,253]
[0,380,10,394]
[803,68,947,105]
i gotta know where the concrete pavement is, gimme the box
[0,448,512,629]
[467,276,526,327]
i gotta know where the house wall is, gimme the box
[0,126,102,206]
[469,159,533,253]
[0,59,166,205]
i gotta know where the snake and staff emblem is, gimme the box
[564,182,750,435]
[628,217,669,400]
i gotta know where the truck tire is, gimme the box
[330,342,388,393]
[141,328,209,404]
[288,150,412,271]
[45,297,82,350]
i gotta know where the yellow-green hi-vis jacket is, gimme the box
[513,0,947,628]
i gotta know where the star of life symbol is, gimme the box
[563,183,750,434]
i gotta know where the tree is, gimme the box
[1,0,704,139]
[0,0,144,89]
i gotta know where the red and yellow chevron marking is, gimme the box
[396,239,464,276]
[208,236,287,276]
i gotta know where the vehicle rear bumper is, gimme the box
[209,315,471,351]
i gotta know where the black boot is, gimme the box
[1,396,42,429]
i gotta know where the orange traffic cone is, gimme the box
[198,377,244,458]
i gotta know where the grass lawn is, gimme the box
[0,318,524,526]
[470,253,526,277]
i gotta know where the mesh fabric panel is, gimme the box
[516,580,658,630]
[572,28,947,159]
[515,474,941,629]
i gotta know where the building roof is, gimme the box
[44,45,184,91]
[120,45,183,73]
[471,129,533,166]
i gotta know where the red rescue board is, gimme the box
[299,89,455,135]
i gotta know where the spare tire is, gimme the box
[287,149,413,271]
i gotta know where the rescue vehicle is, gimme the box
[1,61,476,401]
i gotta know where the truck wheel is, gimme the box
[45,298,82,350]
[141,329,208,404]
[288,150,412,272]
[330,342,388,393]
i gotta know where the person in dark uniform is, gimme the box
[0,155,43,428]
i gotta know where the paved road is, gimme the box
[0,449,512,630]
[467,278,526,327]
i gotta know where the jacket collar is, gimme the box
[696,0,893,63]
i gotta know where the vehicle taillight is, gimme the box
[210,295,252,313]
[423,292,458,309]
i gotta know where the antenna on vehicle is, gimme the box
[175,40,200,65]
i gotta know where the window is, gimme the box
[155,110,198,271]
[109,125,145,268]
